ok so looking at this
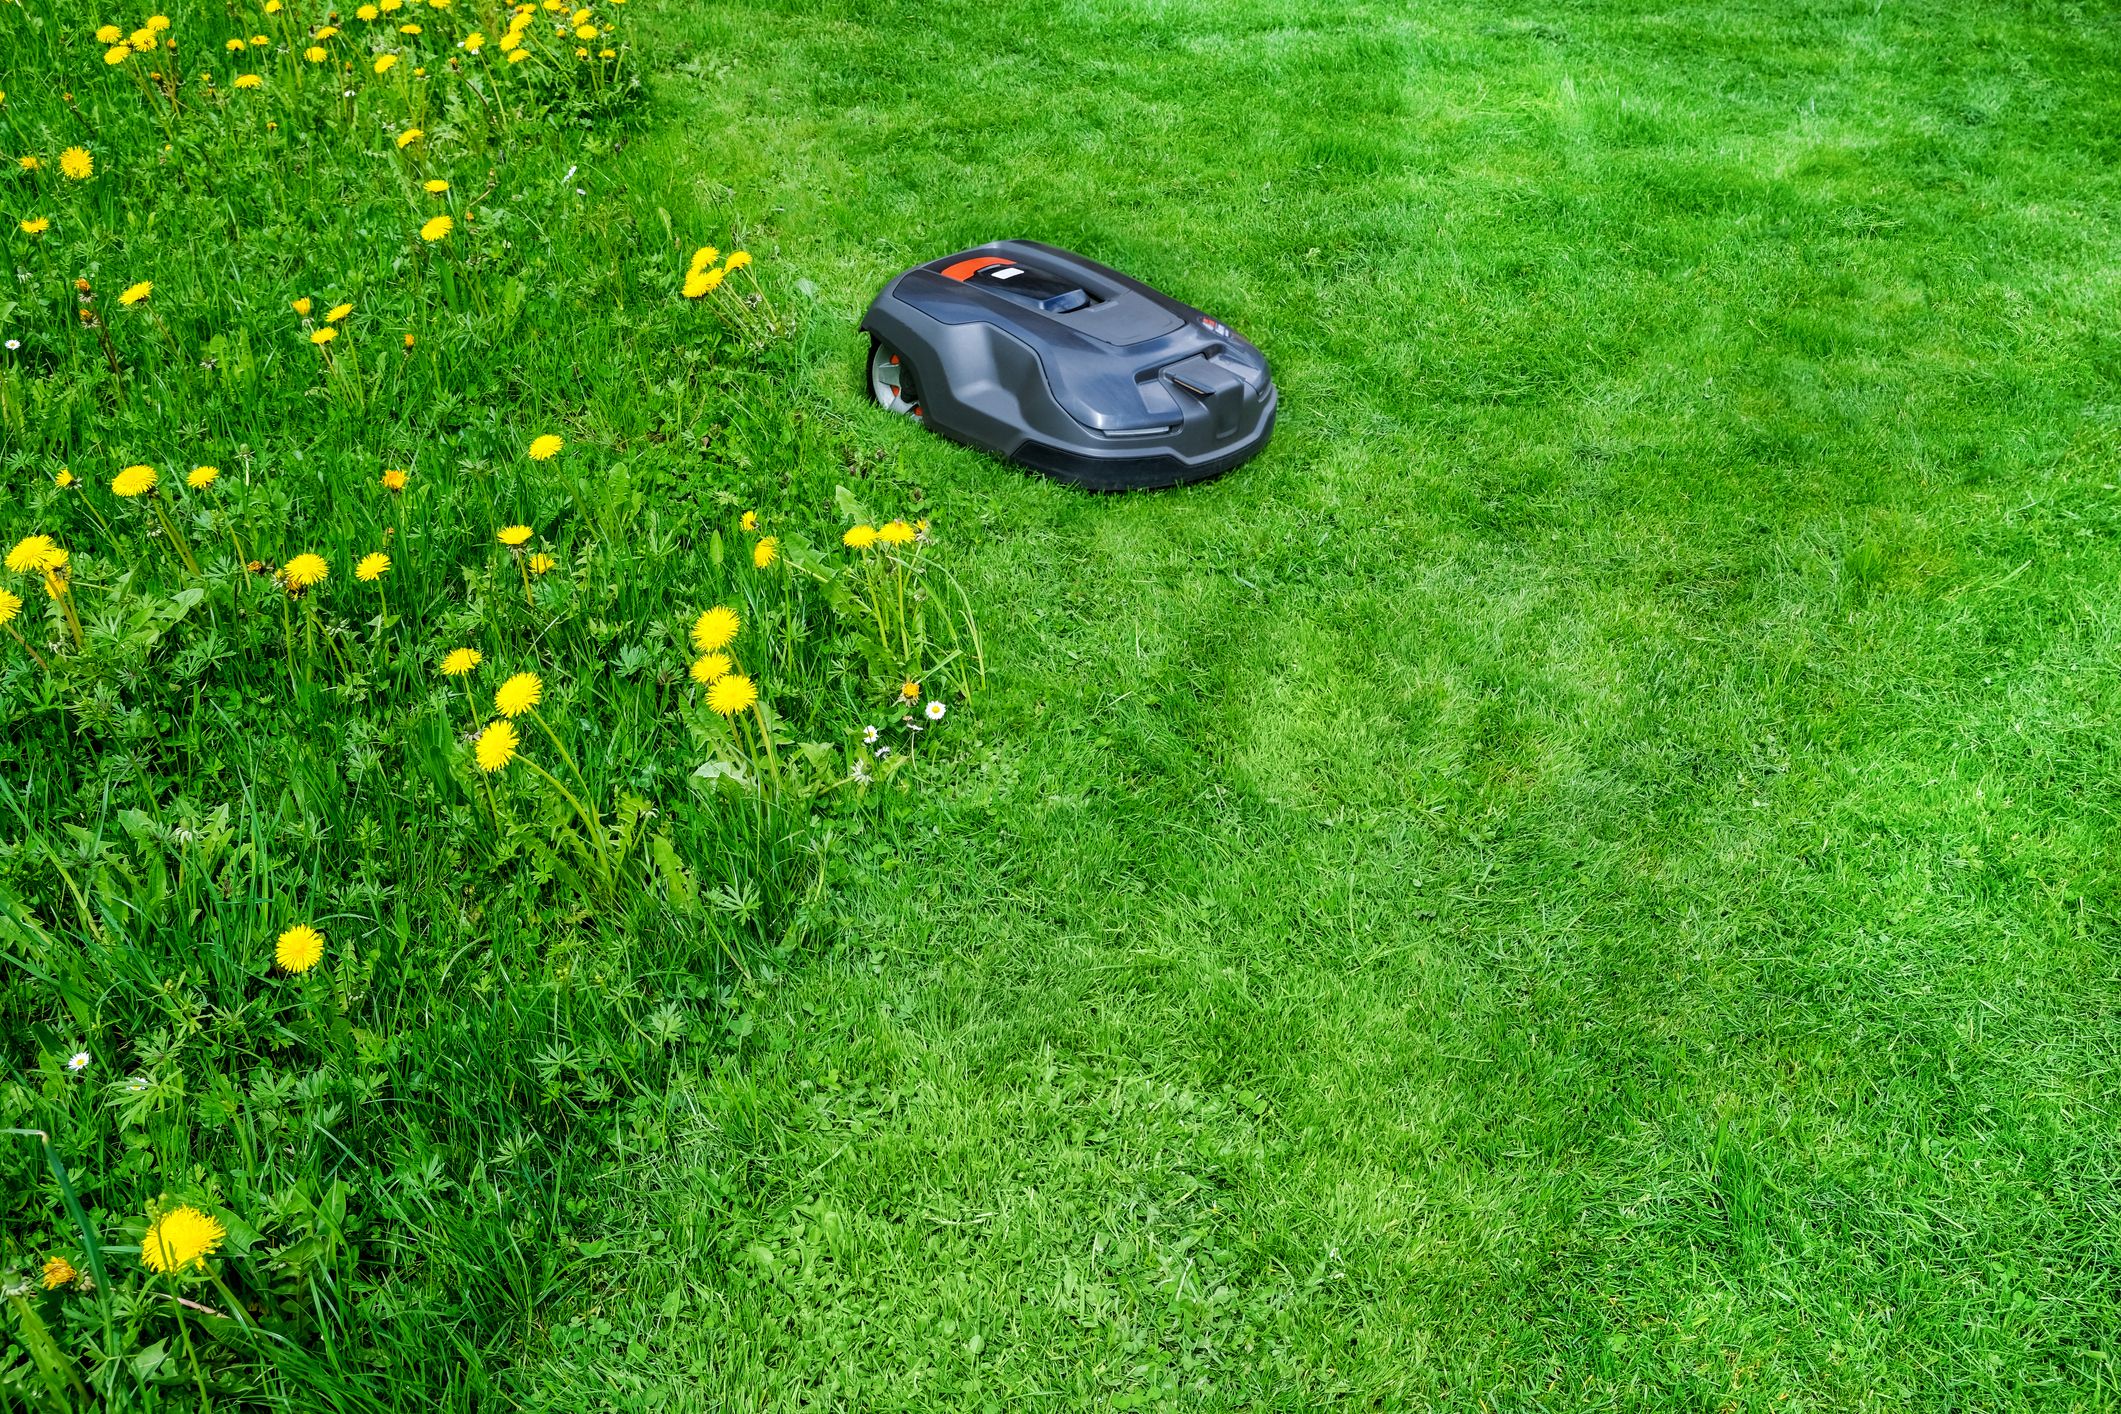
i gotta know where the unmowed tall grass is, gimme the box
[0,0,977,1405]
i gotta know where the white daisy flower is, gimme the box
[924,700,946,722]
[66,1051,90,1073]
[862,725,879,745]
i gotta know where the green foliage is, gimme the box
[522,0,2121,1409]
[0,0,977,1406]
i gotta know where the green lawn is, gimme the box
[526,0,2121,1407]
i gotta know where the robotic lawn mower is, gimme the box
[860,240,1276,491]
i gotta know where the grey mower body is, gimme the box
[860,241,1276,491]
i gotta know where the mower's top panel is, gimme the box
[883,240,1268,435]
[913,244,1185,346]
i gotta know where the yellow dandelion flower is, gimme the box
[598,47,613,57]
[148,14,171,30]
[396,127,423,148]
[475,718,519,772]
[506,48,530,62]
[55,470,74,488]
[689,245,718,274]
[96,23,122,42]
[233,73,264,89]
[690,604,739,653]
[224,36,246,51]
[420,214,453,241]
[19,217,50,235]
[275,923,325,972]
[0,589,20,628]
[58,147,92,180]
[441,647,482,676]
[128,28,154,50]
[375,53,398,73]
[399,22,423,33]
[424,178,449,193]
[900,680,920,700]
[706,672,757,717]
[283,552,328,589]
[356,552,390,581]
[7,535,65,573]
[118,281,152,306]
[527,552,555,575]
[842,524,877,550]
[357,3,378,17]
[142,1207,226,1274]
[381,467,409,491]
[326,302,353,323]
[41,1256,77,1290]
[689,652,732,684]
[574,23,596,38]
[878,520,915,545]
[463,30,485,48]
[304,44,327,61]
[316,25,341,39]
[496,524,532,546]
[753,536,779,569]
[187,465,219,489]
[726,250,752,271]
[739,510,758,531]
[311,326,338,345]
[112,464,157,497]
[494,671,542,718]
[292,297,312,316]
[18,156,41,172]
[682,268,723,298]
[526,433,563,461]
[251,32,270,43]
[105,44,132,64]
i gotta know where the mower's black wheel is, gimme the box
[867,335,924,422]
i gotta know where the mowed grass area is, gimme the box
[528,0,2121,1408]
